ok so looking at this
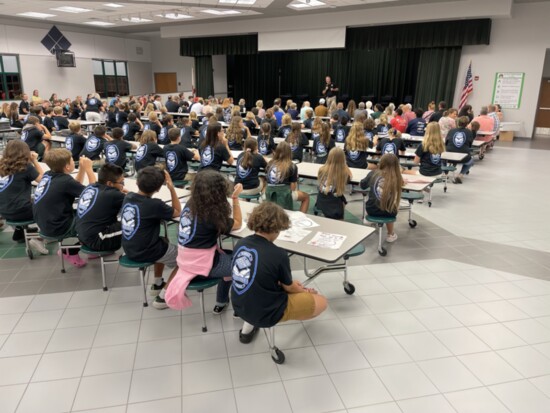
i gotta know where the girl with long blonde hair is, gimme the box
[345,122,369,169]
[360,153,404,243]
[226,115,250,150]
[316,148,352,219]
[404,122,445,177]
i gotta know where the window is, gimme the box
[93,59,129,98]
[0,55,22,100]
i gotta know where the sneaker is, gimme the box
[239,327,259,344]
[29,239,49,255]
[213,304,228,315]
[233,312,240,319]
[152,296,168,310]
[453,176,463,184]
[386,233,398,243]
[57,250,87,268]
[150,281,166,296]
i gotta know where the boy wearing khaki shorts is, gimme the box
[231,202,327,343]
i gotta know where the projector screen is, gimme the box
[258,27,346,52]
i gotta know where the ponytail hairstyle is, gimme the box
[287,123,302,147]
[267,141,293,182]
[345,122,368,152]
[318,148,349,197]
[377,154,404,214]
[227,115,244,145]
[311,117,323,134]
[241,138,257,169]
[260,122,271,137]
[423,122,445,154]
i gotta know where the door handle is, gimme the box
[539,107,550,110]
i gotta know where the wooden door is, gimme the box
[154,73,177,94]
[535,78,550,128]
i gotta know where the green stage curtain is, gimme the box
[414,47,462,110]
[347,19,491,50]
[181,35,257,57]
[195,56,214,97]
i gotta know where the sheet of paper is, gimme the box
[286,211,320,229]
[278,227,311,243]
[307,231,347,250]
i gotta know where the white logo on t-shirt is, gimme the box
[33,174,51,203]
[106,144,119,163]
[121,203,140,240]
[201,146,213,166]
[85,136,100,152]
[382,142,396,154]
[135,145,147,162]
[0,175,13,192]
[166,151,177,172]
[231,246,258,295]
[77,186,98,218]
[453,132,466,148]
[178,207,197,246]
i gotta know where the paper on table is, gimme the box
[278,227,311,243]
[307,231,347,250]
[286,211,320,229]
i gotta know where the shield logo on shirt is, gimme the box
[312,133,319,140]
[33,174,51,203]
[231,246,258,295]
[121,203,140,240]
[237,160,251,179]
[86,136,100,152]
[336,129,345,142]
[374,176,385,201]
[89,99,97,105]
[453,132,465,148]
[259,140,267,154]
[53,120,59,130]
[123,124,129,135]
[66,137,73,151]
[430,153,441,165]
[166,151,177,172]
[382,143,396,154]
[349,150,360,161]
[283,128,290,138]
[178,207,197,246]
[317,141,326,156]
[106,145,119,163]
[115,113,120,123]
[0,175,13,192]
[364,131,373,142]
[77,186,98,218]
[136,145,147,162]
[267,165,279,184]
[201,146,213,166]
[144,124,150,131]
[21,130,28,142]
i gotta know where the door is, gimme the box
[535,78,550,128]
[154,73,177,94]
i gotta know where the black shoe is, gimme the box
[213,304,228,315]
[12,228,25,243]
[152,296,168,310]
[239,327,259,344]
[453,176,463,184]
[150,281,166,296]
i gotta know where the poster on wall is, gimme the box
[492,72,525,109]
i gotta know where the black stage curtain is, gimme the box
[231,49,421,108]
[195,56,214,97]
[347,19,491,50]
[181,34,257,57]
[414,47,462,110]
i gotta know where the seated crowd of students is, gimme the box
[0,90,503,338]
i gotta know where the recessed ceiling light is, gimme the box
[156,13,193,20]
[202,9,241,15]
[85,21,116,26]
[121,17,153,23]
[289,0,325,9]
[16,12,56,19]
[219,0,256,4]
[103,3,124,7]
[51,6,91,13]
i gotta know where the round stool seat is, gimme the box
[239,193,261,200]
[401,191,424,201]
[6,220,35,227]
[365,215,396,224]
[172,180,189,187]
[187,277,220,291]
[344,244,365,259]
[441,165,457,172]
[80,246,115,256]
[119,255,154,268]
[38,233,64,242]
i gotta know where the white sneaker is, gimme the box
[386,233,398,243]
[29,239,49,255]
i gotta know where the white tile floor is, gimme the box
[0,259,549,412]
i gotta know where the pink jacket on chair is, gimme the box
[165,244,217,310]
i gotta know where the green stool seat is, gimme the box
[119,255,154,307]
[345,243,365,258]
[6,219,35,226]
[187,277,220,291]
[239,193,261,201]
[119,255,154,268]
[365,216,396,224]
[38,232,63,241]
[441,165,457,172]
[80,246,115,256]
[401,191,424,201]
[172,180,189,188]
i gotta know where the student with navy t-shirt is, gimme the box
[406,108,427,137]
[231,202,327,343]
[0,140,45,250]
[65,121,87,162]
[257,123,275,156]
[85,93,103,122]
[334,117,350,143]
[285,123,309,163]
[20,116,51,159]
[135,130,165,172]
[199,122,233,171]
[376,128,406,157]
[80,125,112,166]
[163,128,199,182]
[446,116,475,184]
[121,167,181,309]
[123,113,142,141]
[75,164,126,252]
[144,112,162,137]
[345,123,370,169]
[313,122,335,164]
[234,138,267,195]
[33,149,96,267]
[178,117,199,149]
[52,106,69,131]
[104,127,137,169]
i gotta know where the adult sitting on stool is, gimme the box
[231,202,327,344]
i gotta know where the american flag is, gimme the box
[459,62,473,109]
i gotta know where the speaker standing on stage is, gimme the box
[322,76,338,108]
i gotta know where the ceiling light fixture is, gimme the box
[85,21,116,26]
[103,3,124,7]
[51,6,92,13]
[121,16,153,23]
[156,12,193,19]
[16,12,56,19]
[202,9,241,15]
